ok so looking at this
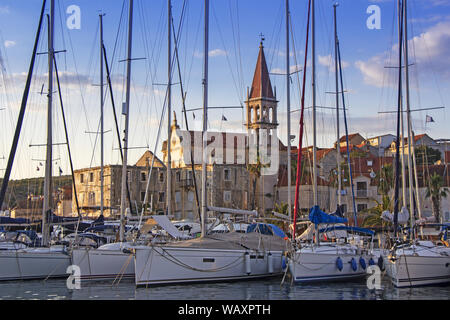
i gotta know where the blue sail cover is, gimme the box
[246,223,287,238]
[0,217,30,224]
[308,205,348,225]
[318,225,375,236]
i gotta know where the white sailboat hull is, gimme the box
[0,247,70,281]
[134,246,284,286]
[289,246,373,282]
[71,244,137,282]
[384,245,450,287]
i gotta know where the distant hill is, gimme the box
[0,175,72,210]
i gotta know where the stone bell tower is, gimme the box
[245,40,278,134]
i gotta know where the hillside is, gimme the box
[0,175,72,210]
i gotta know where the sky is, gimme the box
[0,0,449,181]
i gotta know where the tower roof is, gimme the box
[249,42,274,100]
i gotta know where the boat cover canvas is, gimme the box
[309,205,348,225]
[151,215,191,240]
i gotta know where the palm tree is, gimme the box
[425,172,449,223]
[247,154,269,213]
[362,195,392,228]
[376,164,394,197]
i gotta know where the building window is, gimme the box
[223,191,231,203]
[187,191,194,202]
[357,203,367,212]
[224,168,231,181]
[159,172,164,183]
[88,192,95,206]
[356,181,367,197]
[80,174,84,183]
[340,204,347,213]
[175,191,181,203]
[444,212,450,222]
[158,192,165,203]
[141,191,146,202]
[89,172,94,182]
[367,160,373,166]
[176,171,181,182]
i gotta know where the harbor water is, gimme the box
[0,276,448,300]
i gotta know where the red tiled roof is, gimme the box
[277,164,329,187]
[249,43,274,100]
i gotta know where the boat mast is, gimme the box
[397,0,407,209]
[403,0,418,233]
[0,0,46,212]
[100,13,105,217]
[311,0,319,245]
[286,0,292,220]
[333,3,341,209]
[120,0,134,243]
[293,0,311,241]
[311,0,317,207]
[393,0,404,239]
[42,0,55,247]
[167,0,172,219]
[201,0,209,238]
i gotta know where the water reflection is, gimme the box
[0,275,448,300]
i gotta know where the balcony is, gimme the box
[180,178,194,188]
[356,189,368,198]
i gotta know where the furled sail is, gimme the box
[381,206,409,224]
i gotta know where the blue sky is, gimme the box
[0,0,449,180]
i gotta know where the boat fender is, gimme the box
[244,252,251,275]
[281,255,287,271]
[350,258,357,271]
[359,257,366,270]
[369,258,375,266]
[336,257,343,271]
[267,252,274,274]
[377,256,385,271]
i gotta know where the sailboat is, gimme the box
[133,0,288,287]
[70,0,194,282]
[288,0,375,283]
[0,0,71,281]
[70,0,145,282]
[382,0,450,288]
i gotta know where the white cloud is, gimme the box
[0,6,10,14]
[318,54,349,72]
[356,20,450,87]
[209,49,227,57]
[194,49,227,58]
[270,64,302,75]
[4,40,16,48]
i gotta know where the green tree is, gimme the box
[362,195,392,228]
[415,146,441,165]
[375,164,394,196]
[247,155,269,212]
[425,172,449,223]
